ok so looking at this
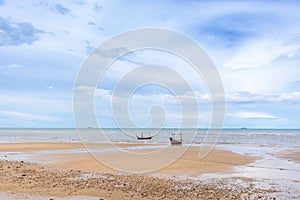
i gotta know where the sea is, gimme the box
[0,128,299,147]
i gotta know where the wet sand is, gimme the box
[37,147,256,176]
[277,149,300,164]
[0,142,256,175]
[0,142,278,199]
[0,142,146,152]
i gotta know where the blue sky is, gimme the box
[0,0,300,128]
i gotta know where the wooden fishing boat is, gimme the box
[169,132,182,145]
[136,132,152,140]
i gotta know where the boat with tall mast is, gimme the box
[169,131,182,145]
[136,132,152,140]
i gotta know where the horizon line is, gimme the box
[1,127,300,130]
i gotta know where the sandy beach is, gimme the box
[0,142,256,174]
[0,142,290,199]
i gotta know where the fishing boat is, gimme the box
[169,131,182,145]
[136,132,152,140]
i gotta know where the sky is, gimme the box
[0,0,300,128]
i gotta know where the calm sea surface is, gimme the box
[0,128,299,147]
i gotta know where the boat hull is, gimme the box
[170,140,182,145]
[136,136,152,140]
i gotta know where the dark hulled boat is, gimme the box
[136,132,152,140]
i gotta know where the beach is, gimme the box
[0,140,299,199]
[2,0,300,199]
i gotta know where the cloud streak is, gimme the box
[0,110,59,122]
[229,111,277,119]
[0,64,22,69]
[77,86,300,105]
[225,38,300,70]
[228,91,300,104]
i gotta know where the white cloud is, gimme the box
[76,85,212,128]
[77,85,300,105]
[227,91,300,104]
[75,85,112,100]
[0,93,72,113]
[7,64,22,68]
[0,63,22,69]
[220,59,300,93]
[229,111,277,119]
[0,110,59,122]
[225,38,300,70]
[0,63,23,75]
[46,85,53,90]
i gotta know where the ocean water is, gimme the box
[0,128,299,147]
